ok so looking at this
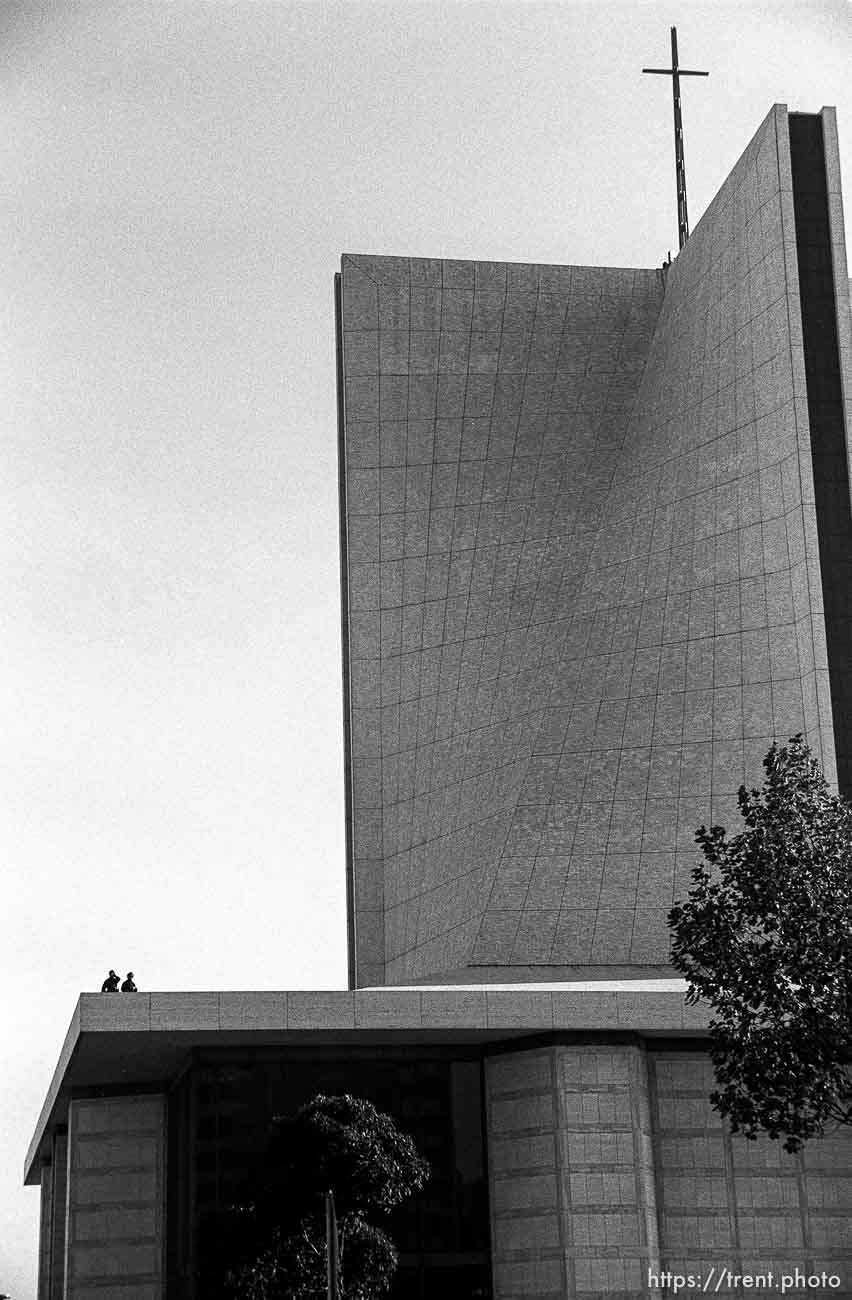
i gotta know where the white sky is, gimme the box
[2,1,851,1293]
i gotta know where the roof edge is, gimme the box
[24,985,706,1184]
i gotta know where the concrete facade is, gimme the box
[339,104,852,986]
[36,1095,167,1300]
[25,103,852,1299]
[486,1044,852,1299]
[38,1131,68,1300]
[26,994,852,1300]
[487,1044,659,1297]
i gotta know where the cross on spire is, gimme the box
[643,27,708,251]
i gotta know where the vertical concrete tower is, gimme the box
[337,105,852,990]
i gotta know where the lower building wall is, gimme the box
[64,1094,166,1300]
[37,1045,851,1299]
[487,1044,660,1299]
[651,1052,852,1293]
[37,1161,51,1300]
[37,1150,59,1300]
[45,1131,68,1300]
[486,1044,852,1300]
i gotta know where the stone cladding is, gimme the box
[339,105,851,984]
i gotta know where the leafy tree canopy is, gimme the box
[233,1213,397,1300]
[225,1093,430,1299]
[269,1092,430,1220]
[669,735,852,1152]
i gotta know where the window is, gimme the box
[168,1047,491,1299]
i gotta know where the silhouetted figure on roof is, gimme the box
[121,972,137,992]
[101,970,120,993]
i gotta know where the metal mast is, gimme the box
[643,27,708,250]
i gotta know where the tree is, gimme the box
[669,735,852,1152]
[225,1093,430,1298]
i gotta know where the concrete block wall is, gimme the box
[37,1130,68,1300]
[50,1132,68,1300]
[651,1052,852,1293]
[64,1095,165,1300]
[486,1044,852,1300]
[486,1044,661,1299]
[487,1047,564,1297]
[37,1162,52,1300]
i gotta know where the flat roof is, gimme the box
[25,982,707,1184]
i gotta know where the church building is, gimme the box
[27,104,852,1300]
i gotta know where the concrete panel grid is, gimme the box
[42,1131,68,1300]
[486,1044,852,1298]
[340,103,851,985]
[341,256,665,984]
[486,1044,661,1300]
[63,1095,165,1300]
[650,1051,852,1291]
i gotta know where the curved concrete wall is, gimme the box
[339,105,851,986]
